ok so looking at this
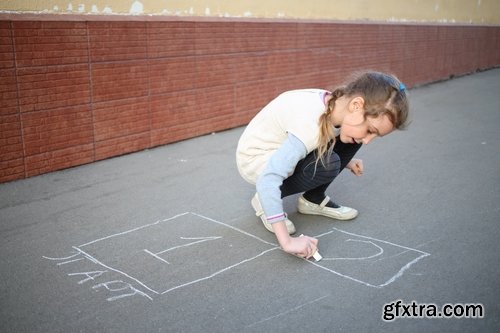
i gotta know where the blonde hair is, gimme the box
[316,71,410,166]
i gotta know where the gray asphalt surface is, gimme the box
[1,68,499,332]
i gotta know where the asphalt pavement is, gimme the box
[1,68,499,332]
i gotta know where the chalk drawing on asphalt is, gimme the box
[43,212,430,301]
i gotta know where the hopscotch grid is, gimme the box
[46,212,431,300]
[308,226,431,288]
[61,212,279,299]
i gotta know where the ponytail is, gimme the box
[316,88,344,167]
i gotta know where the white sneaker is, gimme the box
[297,195,358,220]
[251,193,296,234]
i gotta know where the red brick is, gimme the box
[150,90,197,132]
[231,53,267,83]
[94,133,149,161]
[194,22,236,55]
[150,86,234,146]
[296,23,338,50]
[232,23,270,52]
[0,22,14,69]
[265,51,297,78]
[265,23,298,51]
[149,57,197,95]
[88,21,147,62]
[0,68,18,116]
[195,54,238,88]
[0,114,21,137]
[232,22,297,53]
[93,96,150,142]
[0,114,23,162]
[25,143,94,177]
[0,158,25,183]
[234,80,277,114]
[295,50,326,76]
[13,21,88,67]
[196,85,234,120]
[148,21,196,59]
[17,64,90,112]
[91,60,149,102]
[21,104,93,156]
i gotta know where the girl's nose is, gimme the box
[362,134,377,145]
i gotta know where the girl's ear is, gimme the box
[344,96,365,126]
[348,96,365,113]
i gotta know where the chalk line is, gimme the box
[321,239,384,261]
[377,252,430,288]
[305,259,382,288]
[246,294,329,327]
[72,246,157,297]
[92,280,151,302]
[155,236,222,255]
[308,226,431,288]
[78,212,190,247]
[144,249,170,264]
[328,227,430,256]
[56,257,85,265]
[43,251,81,261]
[144,237,223,264]
[160,247,278,295]
[190,212,278,247]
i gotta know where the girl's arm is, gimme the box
[256,134,318,257]
[256,133,306,222]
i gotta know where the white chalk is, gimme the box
[312,251,322,262]
[300,234,322,261]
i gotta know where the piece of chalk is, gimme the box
[312,251,322,262]
[300,234,322,261]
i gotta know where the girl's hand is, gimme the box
[347,158,363,176]
[272,221,318,259]
[281,235,319,259]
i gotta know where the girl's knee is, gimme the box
[312,153,340,181]
[324,152,341,172]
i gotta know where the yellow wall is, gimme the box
[1,0,499,24]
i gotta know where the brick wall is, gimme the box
[0,19,499,183]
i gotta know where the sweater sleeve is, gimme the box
[256,133,307,223]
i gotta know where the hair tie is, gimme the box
[399,82,406,92]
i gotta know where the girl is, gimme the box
[236,71,409,260]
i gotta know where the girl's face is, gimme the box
[338,97,394,145]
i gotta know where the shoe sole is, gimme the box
[298,199,358,221]
[298,207,357,220]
